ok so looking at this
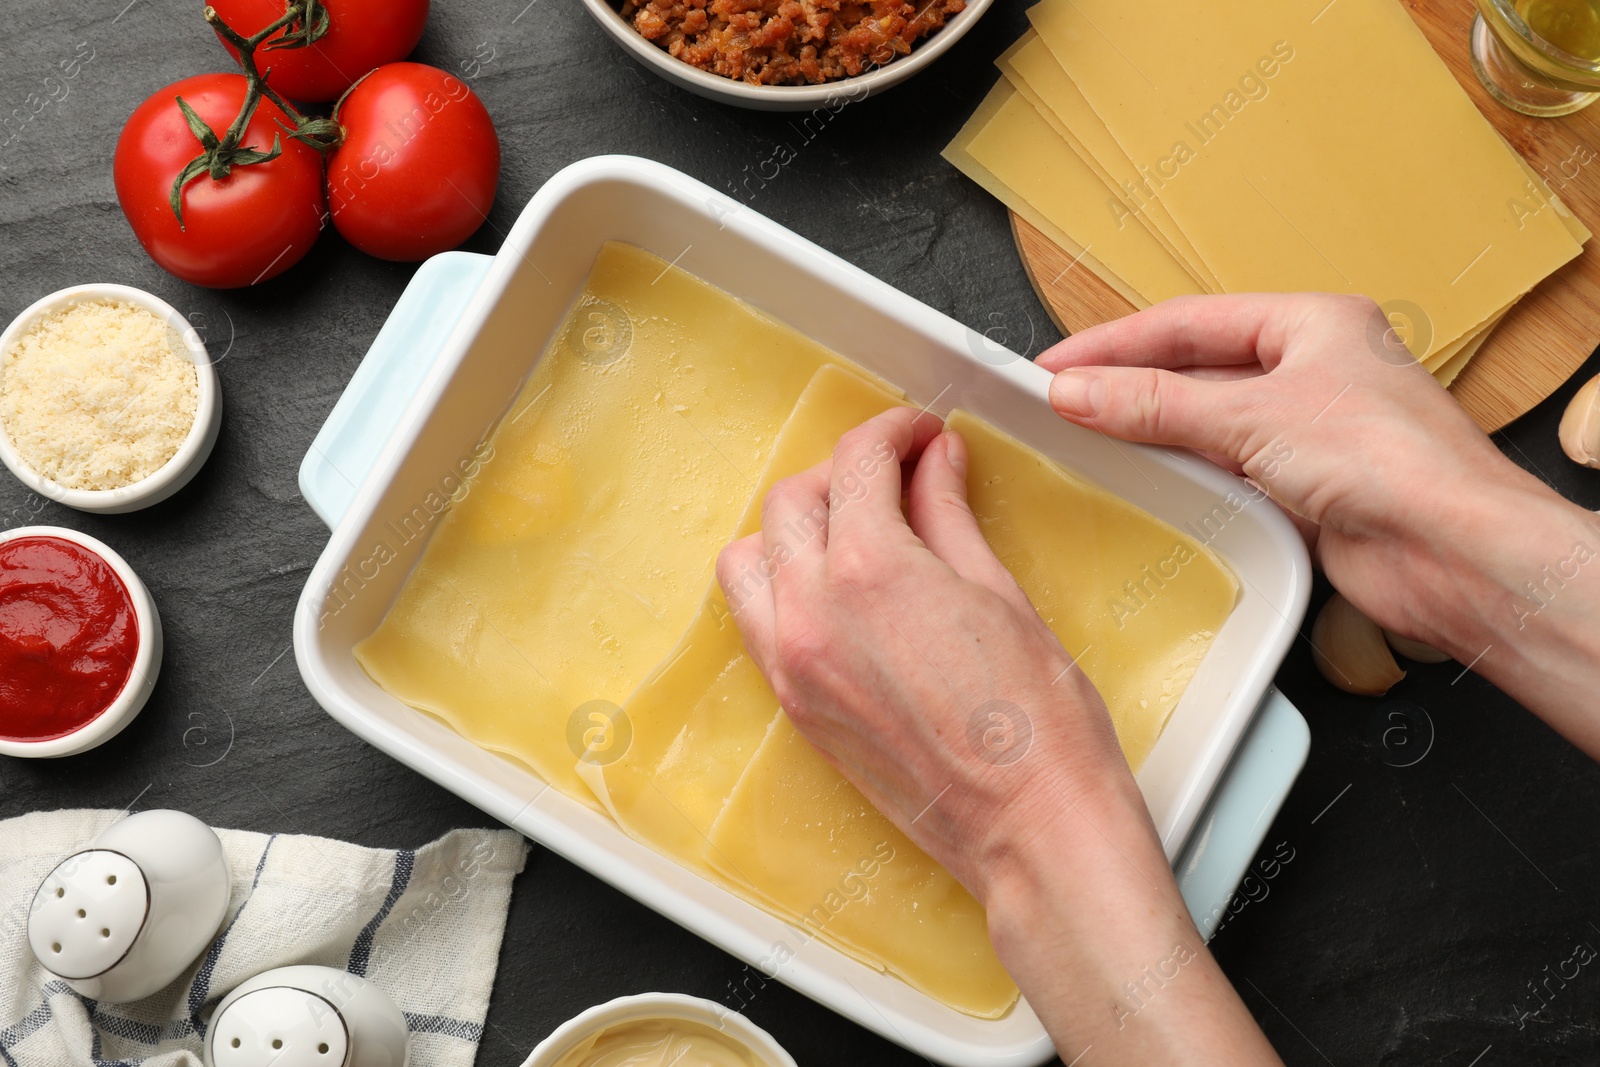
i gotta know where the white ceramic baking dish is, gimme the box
[294,156,1312,1067]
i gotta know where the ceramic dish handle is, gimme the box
[300,251,496,530]
[1174,686,1309,940]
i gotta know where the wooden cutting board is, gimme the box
[1012,0,1600,432]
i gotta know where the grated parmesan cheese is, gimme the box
[1,299,200,492]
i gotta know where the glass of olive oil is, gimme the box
[1472,0,1600,115]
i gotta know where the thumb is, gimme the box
[1049,366,1260,463]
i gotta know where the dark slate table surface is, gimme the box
[2,2,1598,1065]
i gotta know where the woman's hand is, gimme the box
[715,407,1131,898]
[1042,293,1519,650]
[718,406,1283,1064]
[1041,293,1600,758]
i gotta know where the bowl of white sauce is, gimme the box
[523,993,798,1067]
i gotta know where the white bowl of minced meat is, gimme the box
[581,0,999,110]
[0,284,222,514]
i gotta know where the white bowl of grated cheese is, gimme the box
[0,284,221,513]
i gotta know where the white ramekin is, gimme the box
[577,0,998,111]
[0,525,163,758]
[0,283,222,514]
[522,994,799,1067]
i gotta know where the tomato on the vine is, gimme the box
[325,63,500,262]
[114,74,326,289]
[210,0,430,103]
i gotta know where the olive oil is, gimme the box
[1517,0,1600,61]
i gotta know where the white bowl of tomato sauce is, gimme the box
[0,526,162,758]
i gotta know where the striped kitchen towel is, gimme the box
[0,809,528,1067]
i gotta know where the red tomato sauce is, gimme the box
[0,536,139,743]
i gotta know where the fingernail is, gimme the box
[944,430,968,478]
[1050,370,1105,418]
[1035,341,1068,372]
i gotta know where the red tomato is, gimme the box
[114,74,326,289]
[210,0,429,103]
[325,63,500,262]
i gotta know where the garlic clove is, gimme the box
[1311,593,1406,696]
[1383,628,1452,664]
[1559,374,1600,469]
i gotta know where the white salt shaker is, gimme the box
[28,809,232,1002]
[206,965,410,1067]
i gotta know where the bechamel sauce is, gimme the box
[552,1018,765,1067]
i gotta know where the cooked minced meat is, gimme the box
[618,0,968,85]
